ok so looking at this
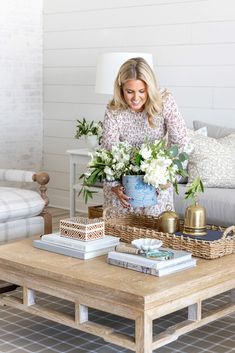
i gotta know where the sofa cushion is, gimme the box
[0,216,44,243]
[178,126,208,184]
[188,133,235,188]
[193,120,235,138]
[174,184,235,227]
[0,187,45,222]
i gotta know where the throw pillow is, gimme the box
[177,127,207,184]
[193,120,235,139]
[219,133,235,149]
[188,133,235,188]
[193,126,208,136]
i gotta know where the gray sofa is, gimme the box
[174,120,235,227]
[174,185,235,227]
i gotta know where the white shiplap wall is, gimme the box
[43,0,235,211]
[0,0,43,171]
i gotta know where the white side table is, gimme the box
[67,149,102,217]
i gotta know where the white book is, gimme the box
[157,259,196,276]
[40,233,119,252]
[108,248,192,270]
[33,240,116,259]
[107,258,197,277]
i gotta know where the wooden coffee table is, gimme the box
[0,238,234,353]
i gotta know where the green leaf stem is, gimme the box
[184,176,204,201]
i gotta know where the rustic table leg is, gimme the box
[135,313,153,353]
[75,303,88,324]
[188,301,202,321]
[23,287,35,306]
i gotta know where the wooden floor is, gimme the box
[49,206,86,232]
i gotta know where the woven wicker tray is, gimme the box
[103,209,235,260]
[88,205,103,219]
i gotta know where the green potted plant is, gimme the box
[75,118,103,150]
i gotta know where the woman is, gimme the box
[101,57,189,216]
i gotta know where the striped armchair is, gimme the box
[0,169,52,244]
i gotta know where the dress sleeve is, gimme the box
[101,107,121,189]
[101,107,120,150]
[163,93,189,150]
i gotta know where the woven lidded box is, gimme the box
[60,217,104,241]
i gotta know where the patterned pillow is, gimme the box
[188,134,235,188]
[219,133,235,148]
[177,127,208,184]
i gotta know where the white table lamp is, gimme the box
[95,52,154,95]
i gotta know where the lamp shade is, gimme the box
[95,52,154,95]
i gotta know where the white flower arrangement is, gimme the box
[79,139,188,203]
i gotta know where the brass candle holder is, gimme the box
[158,204,179,234]
[183,200,207,236]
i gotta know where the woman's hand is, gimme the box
[111,185,131,208]
[159,182,171,190]
[156,182,171,196]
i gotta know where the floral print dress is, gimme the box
[101,91,189,217]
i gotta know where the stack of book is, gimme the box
[107,248,196,276]
[33,233,120,260]
[33,216,120,260]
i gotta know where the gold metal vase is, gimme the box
[183,200,207,236]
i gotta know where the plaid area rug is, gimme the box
[0,289,234,353]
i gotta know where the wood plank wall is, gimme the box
[1,1,43,172]
[43,0,235,211]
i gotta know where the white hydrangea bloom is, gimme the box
[143,159,169,188]
[115,162,126,171]
[140,145,152,160]
[104,166,115,181]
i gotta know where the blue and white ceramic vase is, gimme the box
[122,175,157,208]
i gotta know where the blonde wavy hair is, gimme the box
[108,57,164,127]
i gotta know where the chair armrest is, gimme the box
[33,172,52,234]
[0,168,50,218]
[32,172,50,208]
[0,169,52,234]
[0,169,35,182]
